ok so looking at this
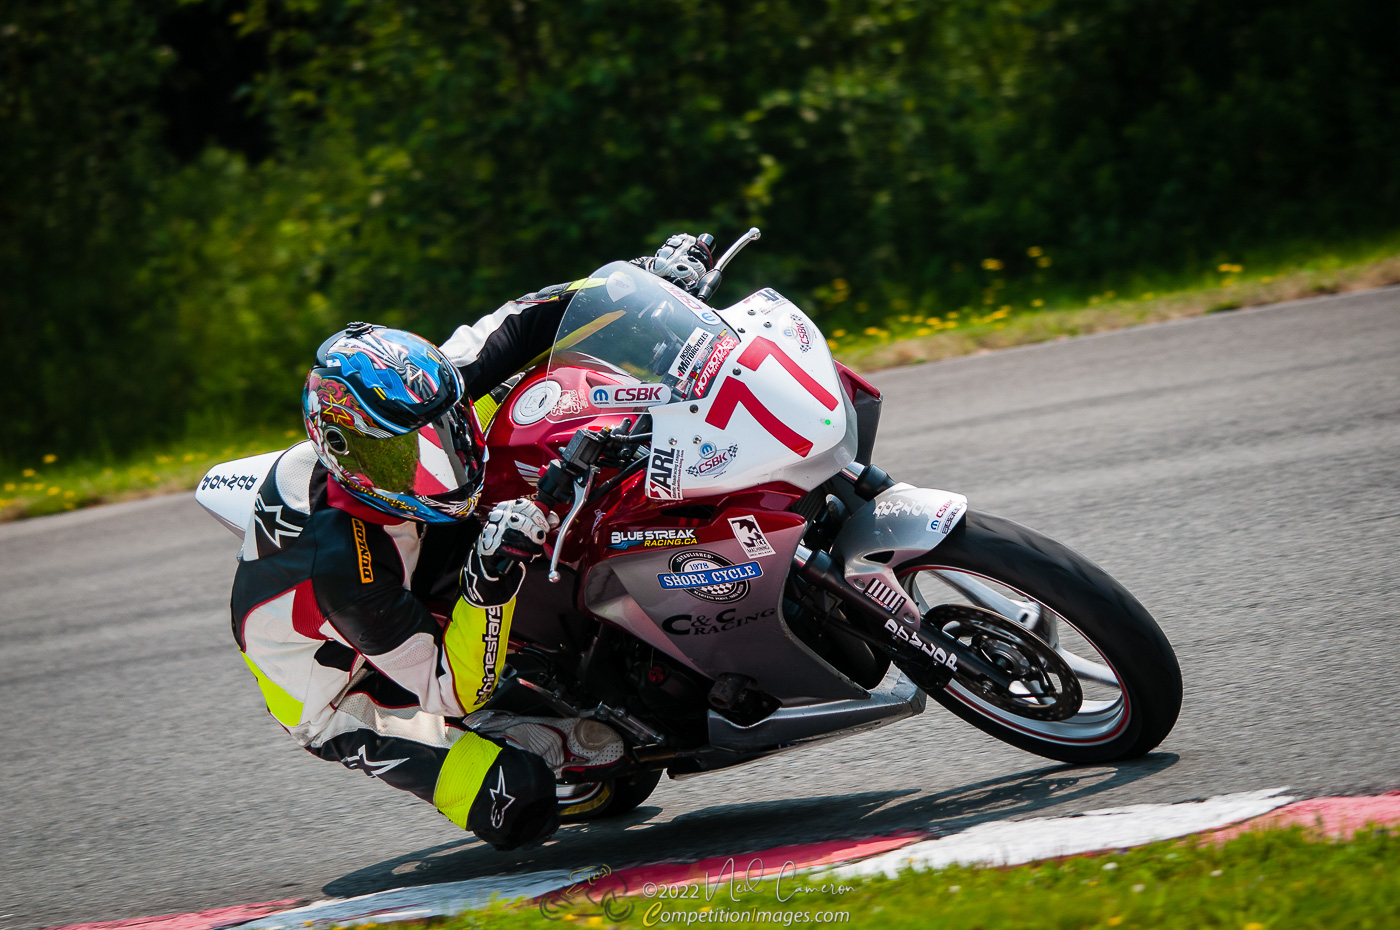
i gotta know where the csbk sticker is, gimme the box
[685,441,739,479]
[646,446,684,500]
[589,383,670,408]
[782,313,812,352]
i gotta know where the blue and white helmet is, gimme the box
[302,323,485,522]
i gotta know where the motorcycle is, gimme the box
[197,228,1182,822]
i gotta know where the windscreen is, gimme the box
[544,261,733,416]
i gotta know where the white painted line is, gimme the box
[231,871,578,929]
[825,788,1296,880]
[228,789,1297,928]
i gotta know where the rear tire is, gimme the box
[558,768,663,822]
[898,510,1182,763]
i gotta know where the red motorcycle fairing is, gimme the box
[482,360,869,703]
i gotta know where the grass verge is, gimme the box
[832,238,1400,371]
[397,827,1400,928]
[0,425,300,523]
[5,237,1400,523]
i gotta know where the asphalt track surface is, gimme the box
[3,288,1398,929]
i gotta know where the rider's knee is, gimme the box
[435,734,559,850]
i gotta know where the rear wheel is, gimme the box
[897,510,1182,763]
[558,768,664,822]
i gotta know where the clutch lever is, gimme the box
[547,465,595,583]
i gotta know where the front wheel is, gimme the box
[897,510,1182,764]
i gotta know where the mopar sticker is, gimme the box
[657,550,760,603]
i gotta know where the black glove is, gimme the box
[632,233,714,292]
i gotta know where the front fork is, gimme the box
[792,463,1017,694]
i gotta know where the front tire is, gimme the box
[897,510,1182,763]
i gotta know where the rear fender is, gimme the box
[830,483,968,631]
[195,450,283,537]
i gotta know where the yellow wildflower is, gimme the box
[64,491,75,498]
[1107,918,1123,927]
[23,468,35,477]
[48,487,61,496]
[832,329,847,338]
[1032,298,1044,307]
[1027,246,1044,257]
[155,455,172,464]
[863,326,884,336]
[42,453,57,464]
[981,258,1003,271]
[1140,292,1155,300]
[1037,256,1052,268]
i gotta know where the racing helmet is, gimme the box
[302,322,485,523]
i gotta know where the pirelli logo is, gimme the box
[352,518,374,583]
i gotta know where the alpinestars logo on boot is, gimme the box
[489,767,514,827]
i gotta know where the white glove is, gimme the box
[478,498,556,563]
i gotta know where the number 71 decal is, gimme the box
[704,337,838,457]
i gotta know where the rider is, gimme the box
[229,236,712,850]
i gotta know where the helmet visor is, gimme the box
[325,401,483,507]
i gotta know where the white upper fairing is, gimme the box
[195,448,283,536]
[544,262,858,499]
[649,290,857,497]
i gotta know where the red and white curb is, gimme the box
[43,788,1400,930]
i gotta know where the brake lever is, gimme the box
[547,465,595,583]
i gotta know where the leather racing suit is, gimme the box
[230,280,588,849]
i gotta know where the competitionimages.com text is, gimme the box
[642,906,850,926]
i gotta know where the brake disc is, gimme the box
[926,603,1083,721]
